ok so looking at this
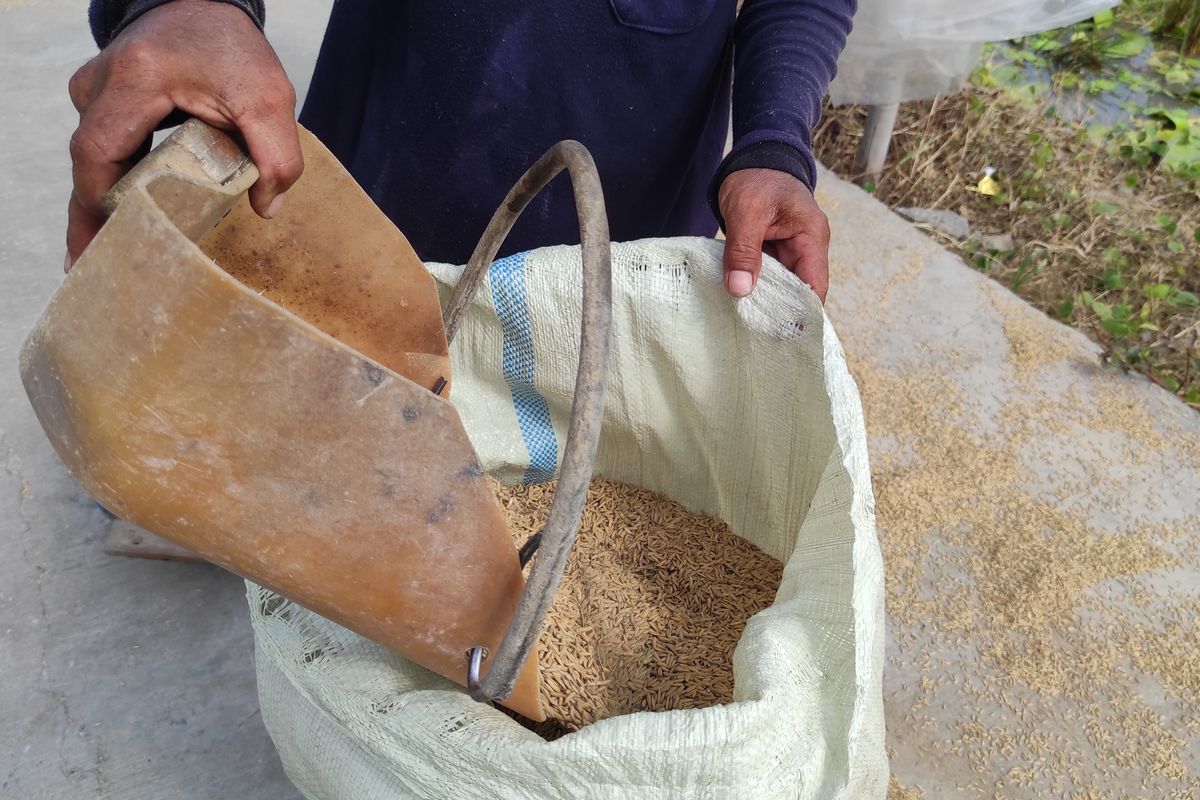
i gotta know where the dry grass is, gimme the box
[813,88,1200,406]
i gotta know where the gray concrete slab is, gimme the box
[2,2,1197,798]
[818,174,1200,797]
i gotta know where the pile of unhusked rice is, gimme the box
[493,476,783,736]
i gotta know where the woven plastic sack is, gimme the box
[248,237,886,799]
[830,0,1119,105]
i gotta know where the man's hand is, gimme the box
[718,168,830,302]
[66,0,303,268]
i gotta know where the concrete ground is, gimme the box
[819,169,1200,796]
[2,2,1197,799]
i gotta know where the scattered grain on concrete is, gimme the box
[887,775,926,800]
[840,295,1200,797]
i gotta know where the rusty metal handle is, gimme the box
[444,140,612,705]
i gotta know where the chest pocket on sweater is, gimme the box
[609,0,719,34]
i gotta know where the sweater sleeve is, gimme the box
[708,0,856,226]
[88,0,265,48]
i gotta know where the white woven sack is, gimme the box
[248,237,887,799]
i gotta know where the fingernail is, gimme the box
[64,252,73,273]
[726,270,754,298]
[265,194,285,219]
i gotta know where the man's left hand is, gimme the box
[718,168,830,302]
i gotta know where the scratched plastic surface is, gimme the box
[18,125,544,720]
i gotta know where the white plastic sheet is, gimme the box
[830,0,1122,105]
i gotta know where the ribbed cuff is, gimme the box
[708,140,815,233]
[90,0,265,48]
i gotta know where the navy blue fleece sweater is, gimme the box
[90,0,855,264]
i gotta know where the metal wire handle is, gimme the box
[444,140,612,705]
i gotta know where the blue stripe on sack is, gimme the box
[489,252,558,484]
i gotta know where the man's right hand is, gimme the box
[66,0,303,268]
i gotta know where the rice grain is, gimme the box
[494,476,784,735]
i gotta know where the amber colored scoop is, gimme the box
[20,121,543,720]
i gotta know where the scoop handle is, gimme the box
[100,119,259,242]
[444,140,613,705]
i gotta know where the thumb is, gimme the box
[722,211,769,298]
